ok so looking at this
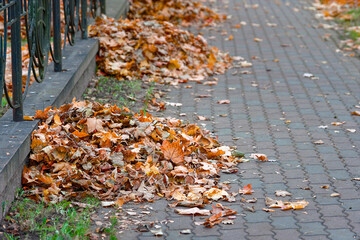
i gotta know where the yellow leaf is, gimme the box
[208,53,217,70]
[23,115,34,121]
[168,59,181,70]
[54,114,61,125]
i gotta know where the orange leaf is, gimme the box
[34,106,52,120]
[23,115,34,121]
[54,114,61,125]
[115,198,125,207]
[72,130,89,138]
[239,184,254,195]
[161,140,184,165]
[87,118,104,133]
[168,59,181,70]
[351,111,360,116]
[208,53,217,70]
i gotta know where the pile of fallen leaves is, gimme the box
[23,100,241,210]
[127,0,225,27]
[89,17,232,85]
[313,0,360,52]
[314,0,358,19]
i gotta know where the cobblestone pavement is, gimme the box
[116,0,360,239]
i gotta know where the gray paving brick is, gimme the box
[298,222,327,236]
[274,229,301,240]
[328,229,356,240]
[271,216,298,230]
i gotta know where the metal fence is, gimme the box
[0,0,105,121]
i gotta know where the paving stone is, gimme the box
[327,229,357,240]
[271,216,298,230]
[298,222,327,236]
[274,229,301,240]
[322,216,351,230]
[219,229,247,240]
[246,222,273,236]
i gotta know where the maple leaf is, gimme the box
[34,106,52,120]
[72,130,89,138]
[239,184,254,195]
[161,140,184,165]
[204,204,237,227]
[86,117,104,133]
[53,114,62,125]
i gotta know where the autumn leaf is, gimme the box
[351,111,360,116]
[217,99,230,104]
[204,188,229,201]
[72,130,89,138]
[249,153,268,161]
[168,59,181,70]
[34,106,52,120]
[54,114,62,125]
[161,140,184,165]
[262,208,275,212]
[281,200,309,210]
[204,204,237,227]
[175,207,211,216]
[275,190,292,197]
[208,53,217,70]
[87,117,104,133]
[331,121,346,125]
[239,184,254,195]
[23,115,34,121]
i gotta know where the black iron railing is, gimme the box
[0,0,105,121]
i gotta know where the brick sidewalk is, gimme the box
[116,0,360,239]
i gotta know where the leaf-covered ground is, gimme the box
[89,17,234,85]
[23,100,240,205]
[313,0,360,53]
[127,0,226,27]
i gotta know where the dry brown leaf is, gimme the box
[217,99,231,104]
[262,208,275,212]
[331,121,346,126]
[313,140,324,145]
[175,207,211,216]
[249,153,268,161]
[275,190,292,197]
[351,111,360,116]
[161,140,184,165]
[239,184,254,195]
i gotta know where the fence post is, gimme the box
[100,0,106,14]
[10,0,23,121]
[81,0,88,39]
[53,0,62,72]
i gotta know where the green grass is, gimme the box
[3,193,104,240]
[0,97,9,118]
[83,76,160,114]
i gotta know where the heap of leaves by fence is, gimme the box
[0,0,105,121]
